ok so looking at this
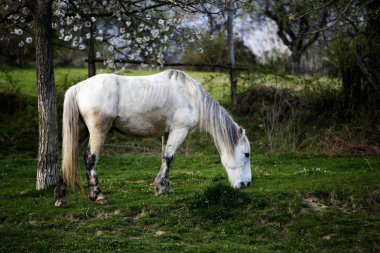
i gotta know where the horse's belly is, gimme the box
[113,114,168,137]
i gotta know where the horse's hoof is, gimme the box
[55,199,68,208]
[155,187,173,196]
[95,194,109,205]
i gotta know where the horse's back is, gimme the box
[75,74,120,118]
[74,71,199,136]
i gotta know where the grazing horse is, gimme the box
[54,69,251,207]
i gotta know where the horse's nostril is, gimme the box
[247,181,251,187]
[239,182,246,189]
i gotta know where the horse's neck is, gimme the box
[198,93,238,157]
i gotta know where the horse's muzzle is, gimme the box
[234,181,251,189]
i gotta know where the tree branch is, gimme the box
[0,1,26,23]
[305,0,353,34]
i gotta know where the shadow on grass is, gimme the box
[189,184,252,223]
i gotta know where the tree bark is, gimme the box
[290,53,302,75]
[32,0,59,190]
[227,0,237,109]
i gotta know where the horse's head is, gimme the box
[221,127,252,189]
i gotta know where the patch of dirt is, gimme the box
[154,230,166,237]
[28,220,39,225]
[96,209,122,218]
[65,214,80,222]
[133,209,145,221]
[303,197,327,211]
[303,190,380,213]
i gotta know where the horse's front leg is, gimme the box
[155,128,188,195]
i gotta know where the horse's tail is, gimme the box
[61,86,83,191]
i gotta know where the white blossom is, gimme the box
[26,37,33,44]
[18,41,24,47]
[64,34,72,41]
[79,44,86,50]
[150,29,159,38]
[66,18,73,25]
[14,28,23,35]
[91,17,96,22]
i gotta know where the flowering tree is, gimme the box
[0,0,229,190]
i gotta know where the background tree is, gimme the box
[256,0,329,74]
[328,0,380,117]
[1,0,59,190]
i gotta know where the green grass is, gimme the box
[0,67,233,101]
[0,154,379,252]
[0,67,379,251]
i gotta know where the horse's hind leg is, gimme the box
[84,149,108,204]
[55,119,88,208]
[84,115,113,204]
[155,128,188,195]
[54,176,68,207]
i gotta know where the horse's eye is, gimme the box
[245,153,249,158]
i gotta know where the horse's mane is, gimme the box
[167,70,239,157]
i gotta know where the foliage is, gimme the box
[326,0,380,117]
[235,67,379,154]
[181,33,256,69]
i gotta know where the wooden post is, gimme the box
[88,22,96,77]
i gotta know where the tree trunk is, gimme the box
[290,53,302,75]
[342,63,362,119]
[227,0,237,109]
[32,0,59,190]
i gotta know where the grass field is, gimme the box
[0,67,379,252]
[0,154,379,252]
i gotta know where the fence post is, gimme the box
[227,0,237,108]
[87,22,96,77]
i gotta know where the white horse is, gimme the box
[54,69,251,207]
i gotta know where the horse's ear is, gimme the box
[238,127,246,138]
